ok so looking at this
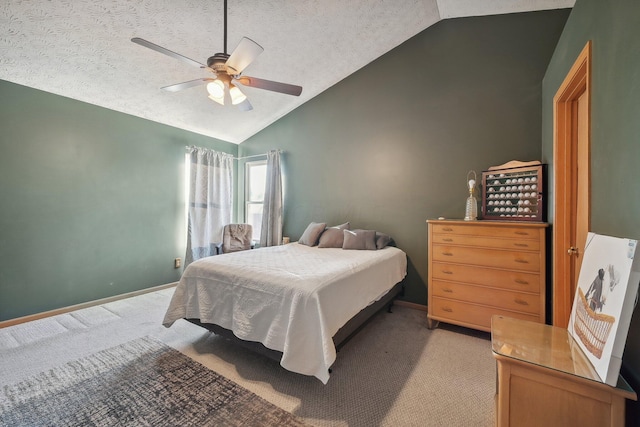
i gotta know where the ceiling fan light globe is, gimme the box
[208,95,225,105]
[229,85,247,105]
[206,80,225,98]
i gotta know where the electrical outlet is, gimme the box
[174,258,181,268]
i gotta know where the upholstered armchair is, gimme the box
[216,224,254,254]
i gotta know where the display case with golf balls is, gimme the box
[481,160,545,222]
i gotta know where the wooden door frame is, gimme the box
[552,41,592,326]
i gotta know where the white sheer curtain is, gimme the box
[260,150,283,247]
[185,147,233,268]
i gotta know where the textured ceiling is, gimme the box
[1,0,574,144]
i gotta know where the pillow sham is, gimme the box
[318,222,350,248]
[343,229,377,250]
[298,222,327,246]
[375,232,394,249]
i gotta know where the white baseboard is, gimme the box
[0,282,178,329]
[2,283,428,328]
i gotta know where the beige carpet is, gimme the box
[0,289,495,426]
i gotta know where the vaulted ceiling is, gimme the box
[1,0,574,144]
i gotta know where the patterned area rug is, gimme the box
[0,336,308,426]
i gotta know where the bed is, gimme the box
[163,242,407,383]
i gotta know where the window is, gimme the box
[244,160,267,241]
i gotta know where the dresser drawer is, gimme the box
[431,245,540,272]
[431,262,540,293]
[430,297,541,331]
[431,223,542,240]
[431,234,540,251]
[431,280,541,315]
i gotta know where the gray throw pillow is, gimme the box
[343,229,377,250]
[375,232,394,249]
[299,222,327,246]
[318,222,350,248]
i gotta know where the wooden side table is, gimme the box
[491,315,636,427]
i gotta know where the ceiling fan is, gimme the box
[131,0,302,111]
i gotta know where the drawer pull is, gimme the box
[515,279,529,285]
[442,252,453,256]
[515,259,529,264]
[442,227,454,231]
[442,307,453,313]
[442,270,453,275]
[515,231,530,236]
[514,299,529,306]
[442,238,454,242]
[442,288,453,293]
[514,243,529,248]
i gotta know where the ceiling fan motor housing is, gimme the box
[207,53,231,73]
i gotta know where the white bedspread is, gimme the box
[163,242,407,383]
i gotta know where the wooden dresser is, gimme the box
[427,219,548,332]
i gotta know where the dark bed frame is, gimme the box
[186,281,405,367]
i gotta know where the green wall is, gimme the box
[239,10,570,305]
[0,81,236,321]
[541,0,640,421]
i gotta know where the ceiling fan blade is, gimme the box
[161,78,215,92]
[225,37,264,74]
[236,98,253,111]
[131,37,206,69]
[236,76,302,96]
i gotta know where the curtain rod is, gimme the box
[185,146,282,160]
[234,150,285,160]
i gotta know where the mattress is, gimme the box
[163,242,407,383]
